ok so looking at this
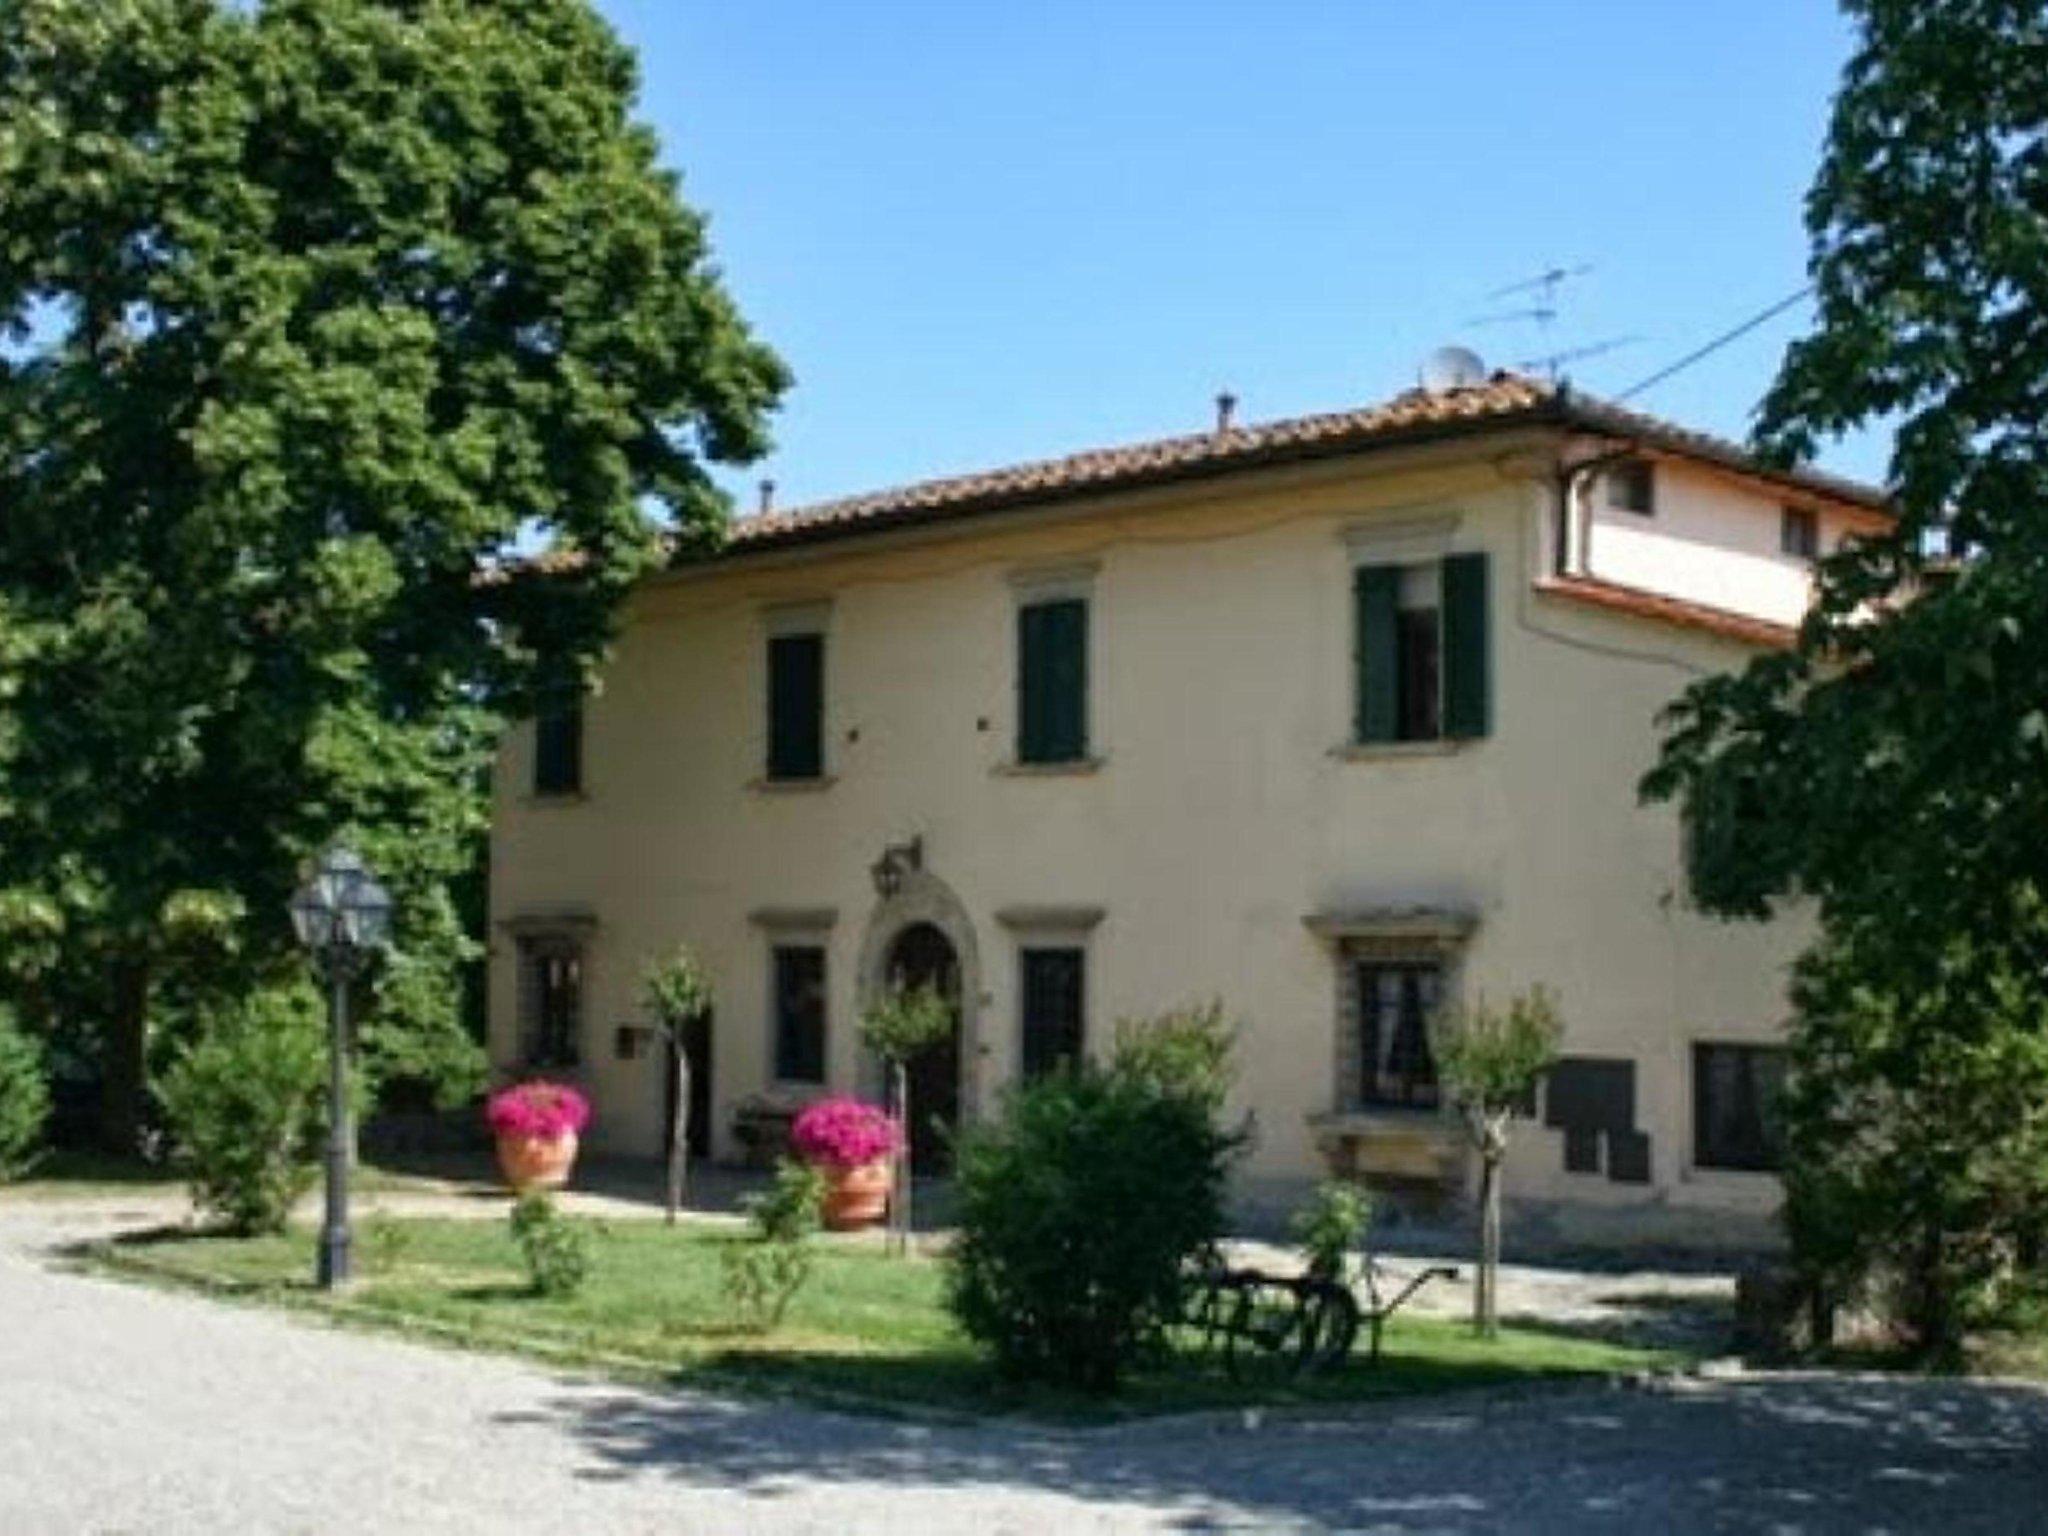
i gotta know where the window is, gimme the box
[1693,1042,1787,1171]
[1355,961,1442,1108]
[524,945,583,1068]
[766,631,825,781]
[1019,947,1085,1079]
[1017,596,1088,764]
[772,945,827,1083]
[532,692,583,796]
[1354,552,1489,744]
[1606,460,1656,516]
[1781,506,1820,561]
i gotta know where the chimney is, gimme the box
[757,478,776,515]
[1214,391,1238,437]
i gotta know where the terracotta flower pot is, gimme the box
[819,1158,891,1231]
[497,1130,580,1192]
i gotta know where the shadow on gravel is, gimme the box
[504,1372,2048,1532]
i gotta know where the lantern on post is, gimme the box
[288,846,393,1289]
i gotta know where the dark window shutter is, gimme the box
[1441,551,1491,739]
[533,695,583,795]
[1019,598,1087,763]
[767,633,825,780]
[1354,565,1401,744]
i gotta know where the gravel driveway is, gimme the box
[2,1205,2045,1534]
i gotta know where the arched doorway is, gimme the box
[885,921,962,1170]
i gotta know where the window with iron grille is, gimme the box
[1019,947,1085,1080]
[525,946,583,1068]
[772,945,827,1084]
[1693,1042,1786,1171]
[1356,962,1442,1108]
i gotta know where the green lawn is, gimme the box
[83,1215,1685,1420]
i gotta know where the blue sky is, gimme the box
[598,1,1884,511]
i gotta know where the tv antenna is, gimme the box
[1464,263,1593,332]
[1467,263,1631,382]
[1513,336,1641,380]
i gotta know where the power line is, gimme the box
[1614,285,1814,402]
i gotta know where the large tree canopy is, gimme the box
[1642,0,2048,1344]
[0,0,787,1142]
[1644,0,2048,954]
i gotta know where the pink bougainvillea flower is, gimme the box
[486,1081,592,1141]
[790,1096,900,1169]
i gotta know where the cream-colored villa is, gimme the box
[487,372,1889,1247]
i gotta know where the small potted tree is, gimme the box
[1431,985,1563,1337]
[858,984,954,1256]
[642,946,713,1224]
[789,1096,900,1230]
[487,1081,591,1192]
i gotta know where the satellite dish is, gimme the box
[1419,345,1488,392]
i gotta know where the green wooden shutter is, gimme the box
[1019,598,1087,763]
[1442,551,1491,739]
[533,694,582,795]
[1354,565,1401,744]
[767,633,824,779]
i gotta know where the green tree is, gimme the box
[1640,0,2048,1340]
[1431,987,1562,1337]
[1781,914,2048,1354]
[0,0,787,1146]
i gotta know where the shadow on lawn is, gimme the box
[502,1369,2048,1532]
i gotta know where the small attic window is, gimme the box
[1606,460,1656,516]
[1780,506,1820,561]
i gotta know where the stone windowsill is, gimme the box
[1329,739,1471,763]
[992,756,1106,778]
[747,774,838,794]
[521,789,589,808]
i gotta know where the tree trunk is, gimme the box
[890,1059,911,1258]
[666,1031,689,1225]
[1476,1146,1503,1338]
[99,959,150,1155]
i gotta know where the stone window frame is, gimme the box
[1303,908,1477,1119]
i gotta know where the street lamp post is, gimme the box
[288,846,394,1291]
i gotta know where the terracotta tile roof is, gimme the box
[723,373,1890,556]
[1534,573,1799,649]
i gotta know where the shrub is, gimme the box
[486,1081,591,1140]
[789,1096,899,1169]
[948,1066,1242,1392]
[1108,999,1237,1115]
[159,986,328,1234]
[509,1192,590,1298]
[723,1157,826,1330]
[0,1010,50,1182]
[1291,1181,1371,1284]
